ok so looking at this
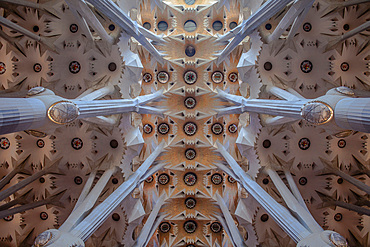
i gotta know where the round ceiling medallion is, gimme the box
[108,62,117,72]
[159,222,171,233]
[264,62,272,71]
[0,62,6,74]
[211,71,223,84]
[70,24,78,33]
[143,124,153,134]
[0,137,10,150]
[211,173,223,185]
[184,122,197,136]
[229,21,237,29]
[33,63,42,73]
[40,212,48,220]
[334,213,343,222]
[184,20,197,32]
[262,139,271,148]
[340,62,349,71]
[228,124,237,133]
[74,176,83,185]
[143,73,152,83]
[302,22,312,32]
[36,139,45,148]
[145,175,154,183]
[298,138,310,150]
[300,60,313,73]
[71,137,83,150]
[184,220,197,233]
[210,222,222,233]
[48,101,80,124]
[212,21,223,31]
[301,101,333,125]
[112,213,120,221]
[157,71,169,84]
[299,177,307,185]
[185,45,196,57]
[143,22,151,30]
[329,232,348,247]
[228,72,238,82]
[185,198,196,209]
[228,176,236,183]
[158,123,170,135]
[27,86,46,96]
[110,140,118,148]
[338,139,346,148]
[184,97,196,109]
[335,86,354,96]
[184,172,197,186]
[184,71,197,84]
[185,148,196,160]
[69,61,81,74]
[3,214,13,221]
[211,123,223,135]
[260,214,269,222]
[110,24,118,33]
[158,173,170,185]
[157,71,170,84]
[184,0,195,4]
[158,21,168,31]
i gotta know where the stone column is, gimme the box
[0,98,47,135]
[216,142,311,242]
[69,142,165,241]
[0,88,164,135]
[34,142,166,246]
[334,98,370,133]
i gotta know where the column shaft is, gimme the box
[334,98,370,133]
[0,98,47,135]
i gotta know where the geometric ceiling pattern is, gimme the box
[0,0,369,246]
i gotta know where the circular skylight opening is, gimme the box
[143,22,151,30]
[229,22,237,29]
[184,20,197,32]
[158,21,168,31]
[184,0,196,4]
[212,21,223,31]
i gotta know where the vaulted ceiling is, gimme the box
[0,0,369,246]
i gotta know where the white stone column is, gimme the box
[133,193,167,247]
[69,141,165,241]
[216,89,308,118]
[216,142,311,242]
[334,98,370,133]
[0,98,47,135]
[73,89,165,118]
[85,0,165,64]
[216,0,295,64]
[216,142,348,246]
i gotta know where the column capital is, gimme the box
[33,229,84,247]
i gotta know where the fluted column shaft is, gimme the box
[0,98,47,135]
[334,98,370,133]
[73,99,137,118]
[242,99,308,118]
